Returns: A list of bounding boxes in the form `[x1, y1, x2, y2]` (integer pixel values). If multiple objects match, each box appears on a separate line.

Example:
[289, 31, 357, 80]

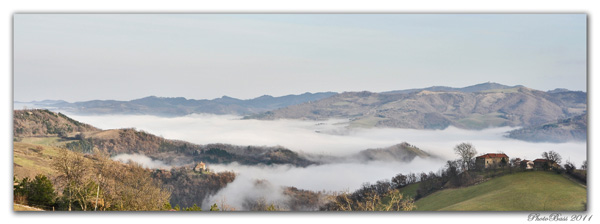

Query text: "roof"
[477, 153, 509, 159]
[533, 159, 551, 163]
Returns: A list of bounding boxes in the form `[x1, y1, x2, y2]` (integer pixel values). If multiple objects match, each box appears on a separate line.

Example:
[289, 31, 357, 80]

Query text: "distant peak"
[547, 88, 571, 93]
[134, 96, 188, 101]
[218, 95, 241, 101]
[256, 95, 274, 99]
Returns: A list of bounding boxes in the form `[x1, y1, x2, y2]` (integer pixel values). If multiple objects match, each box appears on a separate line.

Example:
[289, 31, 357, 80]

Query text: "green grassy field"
[13, 141, 61, 179]
[414, 171, 586, 211]
[398, 183, 419, 199]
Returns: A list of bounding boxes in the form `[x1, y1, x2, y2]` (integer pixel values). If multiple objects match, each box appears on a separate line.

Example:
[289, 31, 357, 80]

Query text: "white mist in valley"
[67, 113, 586, 210]
[111, 153, 172, 170]
[201, 158, 444, 210]
[67, 113, 587, 167]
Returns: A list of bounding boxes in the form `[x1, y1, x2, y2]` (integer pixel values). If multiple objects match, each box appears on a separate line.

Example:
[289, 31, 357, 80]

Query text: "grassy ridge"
[414, 172, 586, 211]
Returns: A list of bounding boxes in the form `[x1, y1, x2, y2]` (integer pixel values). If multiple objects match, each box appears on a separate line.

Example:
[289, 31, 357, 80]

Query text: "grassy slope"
[398, 183, 420, 199]
[14, 204, 44, 211]
[13, 140, 62, 179]
[414, 171, 586, 211]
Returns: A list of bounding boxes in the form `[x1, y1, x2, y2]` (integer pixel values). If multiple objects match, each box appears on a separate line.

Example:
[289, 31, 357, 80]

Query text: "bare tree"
[542, 151, 562, 165]
[52, 149, 90, 211]
[454, 143, 477, 171]
[391, 173, 408, 189]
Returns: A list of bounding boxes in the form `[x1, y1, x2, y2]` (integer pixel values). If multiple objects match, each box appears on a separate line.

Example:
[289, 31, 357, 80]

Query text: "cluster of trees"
[51, 149, 171, 211]
[407, 143, 479, 199]
[14, 146, 240, 212]
[153, 167, 236, 209]
[14, 148, 173, 211]
[242, 197, 282, 211]
[283, 187, 329, 211]
[14, 174, 56, 210]
[320, 180, 416, 211]
[91, 128, 166, 155]
[564, 161, 587, 183]
[64, 138, 95, 153]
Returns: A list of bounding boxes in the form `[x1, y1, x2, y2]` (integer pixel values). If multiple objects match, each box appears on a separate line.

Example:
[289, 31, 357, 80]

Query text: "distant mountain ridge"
[249, 84, 586, 130]
[382, 82, 525, 94]
[15, 82, 587, 136]
[27, 92, 337, 116]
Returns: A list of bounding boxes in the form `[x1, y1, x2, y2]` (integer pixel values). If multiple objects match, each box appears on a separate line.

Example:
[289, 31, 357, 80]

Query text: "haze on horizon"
[14, 14, 586, 102]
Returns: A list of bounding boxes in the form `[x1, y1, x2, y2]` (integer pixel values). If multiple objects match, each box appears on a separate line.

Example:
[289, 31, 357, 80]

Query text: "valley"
[12, 106, 587, 211]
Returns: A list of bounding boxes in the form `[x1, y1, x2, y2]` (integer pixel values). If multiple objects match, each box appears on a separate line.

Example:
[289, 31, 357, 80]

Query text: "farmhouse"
[520, 160, 534, 170]
[476, 153, 509, 170]
[194, 161, 207, 172]
[533, 159, 559, 170]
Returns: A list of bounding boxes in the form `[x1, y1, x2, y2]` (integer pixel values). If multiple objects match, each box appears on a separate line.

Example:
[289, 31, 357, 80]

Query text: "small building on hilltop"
[533, 159, 559, 170]
[520, 160, 534, 170]
[194, 161, 207, 172]
[476, 153, 509, 170]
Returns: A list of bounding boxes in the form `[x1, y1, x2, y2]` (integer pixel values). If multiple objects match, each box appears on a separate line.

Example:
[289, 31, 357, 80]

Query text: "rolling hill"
[13, 109, 100, 138]
[507, 113, 587, 143]
[14, 109, 429, 168]
[414, 172, 586, 211]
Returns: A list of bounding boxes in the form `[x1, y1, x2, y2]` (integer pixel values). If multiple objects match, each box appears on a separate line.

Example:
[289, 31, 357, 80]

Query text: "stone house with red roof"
[476, 153, 509, 170]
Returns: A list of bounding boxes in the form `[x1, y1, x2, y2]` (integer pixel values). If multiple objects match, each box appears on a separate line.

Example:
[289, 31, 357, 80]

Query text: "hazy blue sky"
[14, 14, 586, 102]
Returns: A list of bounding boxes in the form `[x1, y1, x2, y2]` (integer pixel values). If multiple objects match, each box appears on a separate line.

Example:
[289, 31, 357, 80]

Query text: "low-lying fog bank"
[71, 113, 585, 210]
[111, 153, 172, 170]
[67, 113, 586, 167]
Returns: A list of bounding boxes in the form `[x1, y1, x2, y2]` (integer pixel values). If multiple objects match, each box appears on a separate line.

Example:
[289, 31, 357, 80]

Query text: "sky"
[14, 14, 587, 102]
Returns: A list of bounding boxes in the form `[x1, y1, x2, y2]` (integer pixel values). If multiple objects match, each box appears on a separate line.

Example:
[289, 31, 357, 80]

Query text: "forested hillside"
[13, 109, 99, 138]
[14, 109, 317, 167]
[14, 144, 171, 211]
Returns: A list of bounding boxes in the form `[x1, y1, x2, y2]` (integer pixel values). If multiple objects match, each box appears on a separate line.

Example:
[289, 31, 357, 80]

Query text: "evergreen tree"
[27, 174, 57, 207]
[14, 174, 56, 208]
[185, 203, 202, 211]
[163, 202, 173, 211]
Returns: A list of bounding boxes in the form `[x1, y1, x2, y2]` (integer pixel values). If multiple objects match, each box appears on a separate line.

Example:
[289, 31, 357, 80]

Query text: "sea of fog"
[64, 113, 586, 209]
